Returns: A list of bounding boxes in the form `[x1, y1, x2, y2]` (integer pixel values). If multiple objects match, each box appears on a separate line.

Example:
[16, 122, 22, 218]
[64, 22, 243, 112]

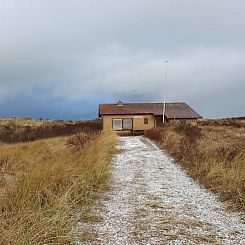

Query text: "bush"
[175, 123, 202, 141]
[66, 132, 95, 148]
[0, 120, 102, 143]
[164, 131, 181, 150]
[214, 144, 240, 163]
[145, 129, 162, 141]
[199, 119, 244, 128]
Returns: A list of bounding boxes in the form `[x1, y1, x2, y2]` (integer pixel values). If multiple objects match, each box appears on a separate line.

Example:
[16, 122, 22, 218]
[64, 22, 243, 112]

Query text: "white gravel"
[80, 136, 245, 245]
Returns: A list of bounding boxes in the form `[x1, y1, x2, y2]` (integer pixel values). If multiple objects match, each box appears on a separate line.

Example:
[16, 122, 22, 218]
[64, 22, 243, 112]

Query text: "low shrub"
[164, 131, 180, 148]
[199, 118, 245, 128]
[66, 132, 95, 148]
[0, 120, 102, 143]
[145, 129, 162, 141]
[214, 144, 240, 163]
[175, 123, 202, 143]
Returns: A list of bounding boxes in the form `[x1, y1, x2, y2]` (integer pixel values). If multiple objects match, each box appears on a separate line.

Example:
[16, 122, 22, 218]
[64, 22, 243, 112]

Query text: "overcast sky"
[0, 0, 244, 119]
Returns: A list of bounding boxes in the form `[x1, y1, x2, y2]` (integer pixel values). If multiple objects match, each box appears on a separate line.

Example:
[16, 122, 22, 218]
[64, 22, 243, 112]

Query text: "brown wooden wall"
[167, 118, 198, 126]
[102, 114, 199, 132]
[102, 114, 155, 131]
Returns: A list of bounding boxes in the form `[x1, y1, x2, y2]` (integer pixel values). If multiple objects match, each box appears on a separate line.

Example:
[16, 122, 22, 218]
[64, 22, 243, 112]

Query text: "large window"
[123, 119, 133, 130]
[112, 119, 123, 130]
[112, 118, 133, 130]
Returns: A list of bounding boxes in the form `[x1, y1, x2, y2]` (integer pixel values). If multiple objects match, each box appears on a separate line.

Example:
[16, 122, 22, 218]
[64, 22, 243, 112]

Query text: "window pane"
[112, 119, 122, 130]
[144, 118, 148, 124]
[123, 119, 132, 129]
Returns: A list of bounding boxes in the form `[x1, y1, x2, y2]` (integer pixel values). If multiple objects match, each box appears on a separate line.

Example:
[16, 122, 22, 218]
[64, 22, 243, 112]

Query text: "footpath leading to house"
[80, 136, 245, 244]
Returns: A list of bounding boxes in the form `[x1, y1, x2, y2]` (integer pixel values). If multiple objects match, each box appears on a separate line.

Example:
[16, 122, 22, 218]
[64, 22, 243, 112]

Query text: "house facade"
[98, 101, 202, 133]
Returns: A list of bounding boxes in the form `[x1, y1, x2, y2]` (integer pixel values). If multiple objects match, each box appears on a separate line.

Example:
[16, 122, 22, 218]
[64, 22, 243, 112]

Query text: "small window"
[123, 119, 133, 130]
[112, 119, 122, 130]
[144, 118, 148, 124]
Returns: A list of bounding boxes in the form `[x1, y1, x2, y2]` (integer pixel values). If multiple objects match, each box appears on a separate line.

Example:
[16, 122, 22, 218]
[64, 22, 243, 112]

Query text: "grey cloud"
[0, 0, 244, 118]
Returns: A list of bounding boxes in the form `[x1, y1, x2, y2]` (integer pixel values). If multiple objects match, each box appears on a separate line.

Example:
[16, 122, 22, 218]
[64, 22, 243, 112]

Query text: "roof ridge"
[100, 101, 186, 105]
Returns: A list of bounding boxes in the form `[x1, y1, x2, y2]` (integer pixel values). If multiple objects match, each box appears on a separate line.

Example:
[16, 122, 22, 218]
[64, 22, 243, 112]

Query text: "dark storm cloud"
[0, 0, 244, 118]
[0, 85, 115, 119]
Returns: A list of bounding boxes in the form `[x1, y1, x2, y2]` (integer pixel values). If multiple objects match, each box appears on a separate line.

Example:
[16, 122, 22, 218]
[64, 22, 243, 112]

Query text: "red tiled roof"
[99, 102, 202, 119]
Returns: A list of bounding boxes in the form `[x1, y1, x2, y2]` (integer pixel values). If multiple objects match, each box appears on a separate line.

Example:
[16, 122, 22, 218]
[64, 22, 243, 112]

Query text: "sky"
[0, 0, 244, 119]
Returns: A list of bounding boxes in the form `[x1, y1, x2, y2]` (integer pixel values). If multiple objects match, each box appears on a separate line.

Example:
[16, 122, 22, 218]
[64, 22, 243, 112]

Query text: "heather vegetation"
[0, 119, 116, 244]
[146, 119, 245, 211]
[0, 117, 101, 143]
[199, 117, 245, 128]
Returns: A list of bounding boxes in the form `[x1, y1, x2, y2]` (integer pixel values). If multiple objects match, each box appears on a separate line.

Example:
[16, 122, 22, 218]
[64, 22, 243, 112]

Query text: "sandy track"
[80, 136, 245, 245]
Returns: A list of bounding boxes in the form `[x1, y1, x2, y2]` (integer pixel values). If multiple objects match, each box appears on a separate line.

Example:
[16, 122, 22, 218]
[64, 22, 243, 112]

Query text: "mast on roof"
[163, 59, 168, 123]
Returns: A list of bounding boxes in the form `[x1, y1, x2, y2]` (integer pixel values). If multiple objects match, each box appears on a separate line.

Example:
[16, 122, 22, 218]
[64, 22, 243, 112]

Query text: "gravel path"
[80, 136, 245, 245]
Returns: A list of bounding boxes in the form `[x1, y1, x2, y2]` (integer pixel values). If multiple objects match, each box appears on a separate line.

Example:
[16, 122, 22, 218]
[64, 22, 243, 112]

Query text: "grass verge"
[146, 123, 245, 211]
[0, 131, 116, 244]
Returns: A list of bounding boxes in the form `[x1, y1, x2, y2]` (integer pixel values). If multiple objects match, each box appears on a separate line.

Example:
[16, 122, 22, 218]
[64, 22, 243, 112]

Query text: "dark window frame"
[144, 117, 148, 125]
[112, 118, 133, 131]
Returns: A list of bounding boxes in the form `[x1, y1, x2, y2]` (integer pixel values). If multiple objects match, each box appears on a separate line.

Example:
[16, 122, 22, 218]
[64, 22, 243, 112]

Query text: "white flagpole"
[163, 59, 168, 124]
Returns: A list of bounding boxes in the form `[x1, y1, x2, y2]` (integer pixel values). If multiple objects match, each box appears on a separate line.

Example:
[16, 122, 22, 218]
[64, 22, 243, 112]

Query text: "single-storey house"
[98, 101, 202, 133]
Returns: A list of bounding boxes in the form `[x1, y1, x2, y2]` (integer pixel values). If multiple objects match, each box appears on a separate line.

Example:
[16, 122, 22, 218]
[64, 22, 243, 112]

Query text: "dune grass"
[146, 122, 245, 211]
[0, 131, 116, 244]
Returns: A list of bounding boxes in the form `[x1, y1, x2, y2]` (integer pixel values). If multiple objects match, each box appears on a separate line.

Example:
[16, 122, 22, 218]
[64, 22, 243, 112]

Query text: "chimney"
[117, 100, 124, 106]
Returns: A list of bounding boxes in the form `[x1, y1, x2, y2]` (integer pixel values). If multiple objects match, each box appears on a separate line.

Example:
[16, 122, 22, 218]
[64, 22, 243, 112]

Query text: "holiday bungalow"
[98, 101, 202, 133]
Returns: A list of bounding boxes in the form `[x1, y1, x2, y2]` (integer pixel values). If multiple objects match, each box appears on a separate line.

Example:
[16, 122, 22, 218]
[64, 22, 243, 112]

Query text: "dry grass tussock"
[0, 131, 116, 244]
[146, 121, 245, 211]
